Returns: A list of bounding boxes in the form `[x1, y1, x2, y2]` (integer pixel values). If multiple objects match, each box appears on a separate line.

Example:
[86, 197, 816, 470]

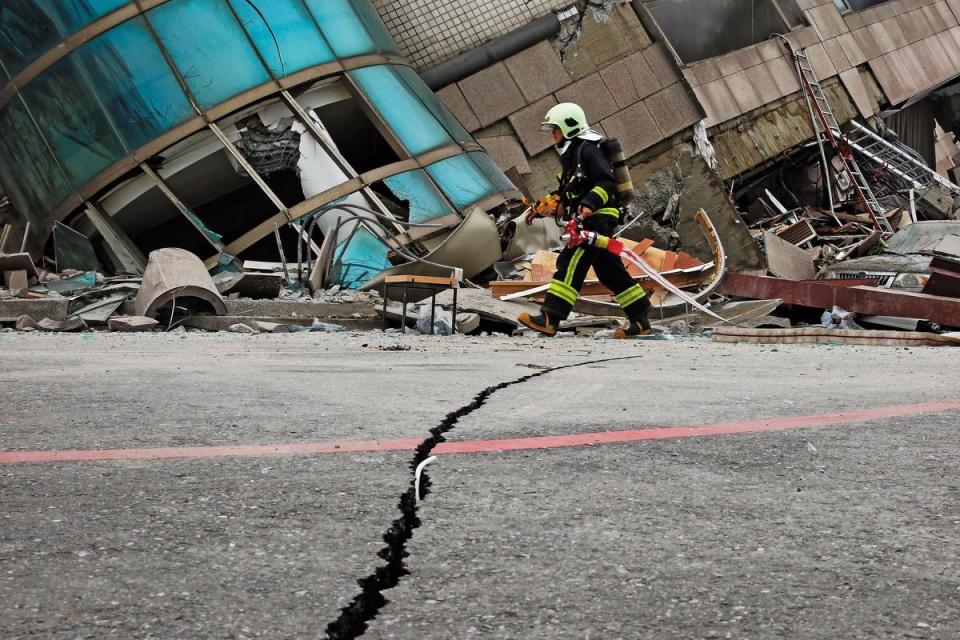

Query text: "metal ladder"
[784, 41, 893, 234]
[846, 121, 960, 198]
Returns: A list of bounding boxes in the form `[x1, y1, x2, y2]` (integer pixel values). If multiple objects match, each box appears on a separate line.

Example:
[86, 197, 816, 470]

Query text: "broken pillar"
[133, 248, 227, 319]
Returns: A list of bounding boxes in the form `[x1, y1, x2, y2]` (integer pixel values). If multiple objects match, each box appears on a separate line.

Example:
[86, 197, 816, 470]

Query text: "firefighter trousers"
[541, 215, 651, 322]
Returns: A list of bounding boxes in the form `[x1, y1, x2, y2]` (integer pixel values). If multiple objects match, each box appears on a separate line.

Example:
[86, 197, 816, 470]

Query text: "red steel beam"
[719, 272, 960, 327]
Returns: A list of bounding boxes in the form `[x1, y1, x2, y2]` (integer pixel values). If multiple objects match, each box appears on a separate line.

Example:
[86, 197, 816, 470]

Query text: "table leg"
[401, 285, 408, 334]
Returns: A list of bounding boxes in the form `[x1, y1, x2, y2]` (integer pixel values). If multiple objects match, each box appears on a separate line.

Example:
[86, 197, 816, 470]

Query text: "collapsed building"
[3, 0, 960, 336]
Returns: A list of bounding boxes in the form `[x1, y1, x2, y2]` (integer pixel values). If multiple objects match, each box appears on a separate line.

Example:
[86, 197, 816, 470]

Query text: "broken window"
[148, 0, 271, 109]
[74, 17, 195, 151]
[425, 154, 501, 211]
[643, 0, 792, 64]
[380, 170, 456, 224]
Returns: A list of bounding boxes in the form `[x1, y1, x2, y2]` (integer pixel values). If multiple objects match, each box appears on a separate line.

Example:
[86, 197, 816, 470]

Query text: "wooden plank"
[384, 275, 459, 287]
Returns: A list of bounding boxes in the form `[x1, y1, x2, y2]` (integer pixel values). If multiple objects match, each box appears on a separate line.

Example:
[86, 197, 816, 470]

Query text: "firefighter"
[518, 103, 652, 339]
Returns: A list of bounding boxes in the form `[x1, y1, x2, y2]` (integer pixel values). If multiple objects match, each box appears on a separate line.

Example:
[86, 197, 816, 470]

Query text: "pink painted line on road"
[2, 398, 959, 465]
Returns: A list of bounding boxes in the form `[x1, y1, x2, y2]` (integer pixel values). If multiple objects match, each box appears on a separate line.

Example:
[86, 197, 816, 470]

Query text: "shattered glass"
[149, 0, 270, 109]
[228, 0, 335, 78]
[383, 170, 456, 224]
[425, 154, 498, 210]
[75, 17, 194, 150]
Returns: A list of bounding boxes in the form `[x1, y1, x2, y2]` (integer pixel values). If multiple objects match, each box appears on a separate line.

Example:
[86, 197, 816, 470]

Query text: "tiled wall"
[686, 0, 960, 127]
[372, 0, 572, 70]
[430, 7, 704, 192]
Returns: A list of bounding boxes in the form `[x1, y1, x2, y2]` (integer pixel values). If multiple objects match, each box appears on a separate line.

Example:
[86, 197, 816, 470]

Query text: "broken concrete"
[133, 249, 227, 319]
[108, 316, 160, 332]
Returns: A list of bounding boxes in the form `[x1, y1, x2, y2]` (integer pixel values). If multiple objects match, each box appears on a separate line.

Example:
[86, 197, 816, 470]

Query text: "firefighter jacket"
[557, 137, 621, 221]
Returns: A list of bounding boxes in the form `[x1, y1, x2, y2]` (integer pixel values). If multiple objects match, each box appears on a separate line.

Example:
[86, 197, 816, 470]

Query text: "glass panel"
[148, 0, 270, 109]
[227, 0, 335, 78]
[383, 169, 455, 224]
[394, 66, 473, 145]
[0, 0, 61, 76]
[350, 0, 399, 55]
[75, 17, 194, 151]
[425, 154, 497, 211]
[44, 0, 127, 35]
[0, 98, 73, 223]
[20, 56, 125, 188]
[332, 224, 390, 289]
[349, 65, 453, 156]
[303, 0, 376, 58]
[468, 152, 516, 195]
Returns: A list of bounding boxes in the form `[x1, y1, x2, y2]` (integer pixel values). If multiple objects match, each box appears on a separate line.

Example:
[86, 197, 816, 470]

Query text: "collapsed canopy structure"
[0, 0, 518, 285]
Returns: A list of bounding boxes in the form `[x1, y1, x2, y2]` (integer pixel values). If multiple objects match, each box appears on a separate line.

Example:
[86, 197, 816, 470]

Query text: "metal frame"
[1, 0, 515, 275]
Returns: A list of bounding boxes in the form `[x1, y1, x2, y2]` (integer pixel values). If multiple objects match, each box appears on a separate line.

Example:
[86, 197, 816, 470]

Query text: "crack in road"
[323, 355, 643, 639]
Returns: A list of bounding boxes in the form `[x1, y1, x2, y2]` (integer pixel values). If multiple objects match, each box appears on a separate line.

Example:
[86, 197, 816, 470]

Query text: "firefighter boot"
[518, 311, 559, 337]
[614, 298, 652, 339]
[614, 315, 652, 339]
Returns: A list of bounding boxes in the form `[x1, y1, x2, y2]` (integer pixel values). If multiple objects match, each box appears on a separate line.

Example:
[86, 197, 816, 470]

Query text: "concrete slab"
[436, 84, 481, 133]
[837, 31, 867, 66]
[600, 100, 662, 157]
[555, 72, 619, 123]
[766, 56, 802, 98]
[852, 26, 883, 59]
[693, 79, 740, 127]
[808, 3, 849, 40]
[504, 41, 571, 103]
[643, 82, 702, 137]
[744, 62, 780, 105]
[508, 95, 559, 156]
[689, 59, 722, 86]
[601, 51, 660, 109]
[734, 44, 764, 69]
[477, 135, 531, 174]
[714, 51, 743, 76]
[724, 71, 763, 115]
[824, 36, 853, 72]
[457, 63, 527, 128]
[642, 43, 680, 87]
[0, 298, 69, 322]
[806, 43, 838, 80]
[840, 67, 876, 118]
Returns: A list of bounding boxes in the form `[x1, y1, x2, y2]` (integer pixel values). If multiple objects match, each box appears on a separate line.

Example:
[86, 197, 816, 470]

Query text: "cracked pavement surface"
[1, 331, 959, 638]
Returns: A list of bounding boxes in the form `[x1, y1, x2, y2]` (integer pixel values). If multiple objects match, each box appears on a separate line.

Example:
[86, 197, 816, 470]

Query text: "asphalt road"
[2, 331, 959, 639]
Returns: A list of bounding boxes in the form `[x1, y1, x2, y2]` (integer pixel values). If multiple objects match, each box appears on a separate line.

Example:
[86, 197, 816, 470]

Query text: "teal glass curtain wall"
[0, 0, 515, 262]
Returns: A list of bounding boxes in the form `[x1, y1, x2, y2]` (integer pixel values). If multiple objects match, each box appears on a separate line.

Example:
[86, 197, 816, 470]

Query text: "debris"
[108, 316, 160, 332]
[133, 248, 227, 319]
[417, 304, 454, 336]
[0, 253, 38, 280]
[53, 222, 101, 272]
[228, 323, 259, 334]
[0, 298, 69, 323]
[36, 317, 88, 332]
[253, 321, 293, 334]
[309, 318, 346, 332]
[763, 231, 816, 281]
[719, 272, 960, 328]
[820, 306, 863, 330]
[3, 269, 28, 297]
[712, 327, 960, 347]
[15, 315, 38, 331]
